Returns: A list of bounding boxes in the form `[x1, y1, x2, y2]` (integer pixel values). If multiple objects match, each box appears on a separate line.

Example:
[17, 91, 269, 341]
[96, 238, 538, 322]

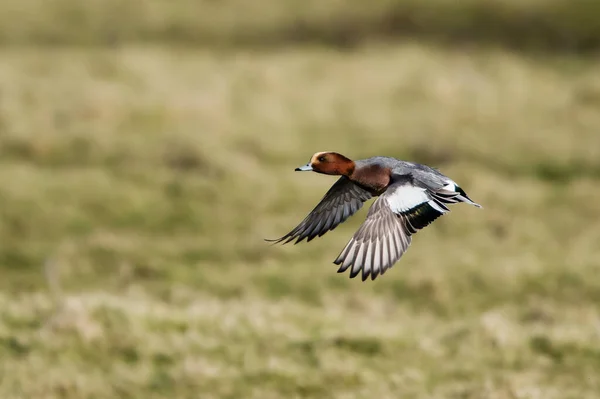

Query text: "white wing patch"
[385, 185, 430, 213]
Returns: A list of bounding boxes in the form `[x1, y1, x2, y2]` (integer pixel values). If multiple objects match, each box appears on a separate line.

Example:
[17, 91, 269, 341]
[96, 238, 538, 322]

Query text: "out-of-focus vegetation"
[1, 1, 600, 399]
[1, 0, 600, 52]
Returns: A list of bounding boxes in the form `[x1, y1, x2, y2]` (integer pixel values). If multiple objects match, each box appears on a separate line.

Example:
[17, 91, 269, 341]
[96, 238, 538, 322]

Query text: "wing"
[266, 176, 373, 245]
[334, 175, 449, 281]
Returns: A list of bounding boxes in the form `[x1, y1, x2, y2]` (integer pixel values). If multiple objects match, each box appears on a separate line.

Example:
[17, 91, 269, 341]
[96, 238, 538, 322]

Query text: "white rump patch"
[386, 185, 429, 213]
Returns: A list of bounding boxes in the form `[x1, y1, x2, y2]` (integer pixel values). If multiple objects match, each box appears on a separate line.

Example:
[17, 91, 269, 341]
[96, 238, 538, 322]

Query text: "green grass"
[0, 43, 600, 398]
[1, 0, 600, 52]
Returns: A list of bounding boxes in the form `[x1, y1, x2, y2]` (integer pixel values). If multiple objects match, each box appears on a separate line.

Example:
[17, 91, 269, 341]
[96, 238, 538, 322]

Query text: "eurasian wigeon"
[267, 152, 481, 281]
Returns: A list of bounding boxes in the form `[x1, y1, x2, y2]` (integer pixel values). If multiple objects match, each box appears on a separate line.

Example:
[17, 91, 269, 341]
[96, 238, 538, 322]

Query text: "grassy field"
[1, 0, 600, 51]
[1, 23, 600, 399]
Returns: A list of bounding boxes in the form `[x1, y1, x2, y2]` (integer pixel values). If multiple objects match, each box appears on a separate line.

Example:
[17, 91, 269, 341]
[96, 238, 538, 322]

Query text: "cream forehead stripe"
[310, 151, 335, 163]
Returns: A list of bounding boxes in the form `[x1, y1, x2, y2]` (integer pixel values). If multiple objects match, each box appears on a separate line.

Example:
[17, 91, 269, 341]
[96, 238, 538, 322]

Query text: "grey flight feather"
[333, 176, 448, 281]
[266, 176, 373, 245]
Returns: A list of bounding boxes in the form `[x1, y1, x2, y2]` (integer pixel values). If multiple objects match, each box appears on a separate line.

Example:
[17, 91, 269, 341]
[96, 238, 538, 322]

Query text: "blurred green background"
[1, 1, 600, 398]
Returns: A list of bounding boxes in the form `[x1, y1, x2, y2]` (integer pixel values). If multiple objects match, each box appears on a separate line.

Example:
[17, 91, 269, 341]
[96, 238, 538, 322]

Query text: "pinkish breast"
[350, 165, 391, 194]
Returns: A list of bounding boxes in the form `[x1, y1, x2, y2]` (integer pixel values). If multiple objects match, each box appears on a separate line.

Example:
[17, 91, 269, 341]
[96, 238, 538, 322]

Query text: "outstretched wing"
[334, 175, 450, 281]
[267, 176, 373, 245]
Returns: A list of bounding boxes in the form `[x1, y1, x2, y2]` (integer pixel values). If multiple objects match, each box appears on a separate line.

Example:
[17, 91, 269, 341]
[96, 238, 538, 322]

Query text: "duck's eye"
[318, 156, 327, 162]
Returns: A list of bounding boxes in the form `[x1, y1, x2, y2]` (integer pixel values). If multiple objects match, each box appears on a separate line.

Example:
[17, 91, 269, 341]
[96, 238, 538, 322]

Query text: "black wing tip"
[264, 238, 283, 246]
[264, 236, 295, 245]
[334, 259, 353, 277]
[265, 231, 316, 245]
[370, 269, 380, 280]
[266, 220, 337, 248]
[334, 254, 393, 281]
[338, 263, 368, 280]
[338, 265, 381, 281]
[456, 186, 483, 208]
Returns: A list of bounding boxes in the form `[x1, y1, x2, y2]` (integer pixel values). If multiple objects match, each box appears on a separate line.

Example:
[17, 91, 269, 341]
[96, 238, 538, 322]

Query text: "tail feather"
[455, 186, 482, 208]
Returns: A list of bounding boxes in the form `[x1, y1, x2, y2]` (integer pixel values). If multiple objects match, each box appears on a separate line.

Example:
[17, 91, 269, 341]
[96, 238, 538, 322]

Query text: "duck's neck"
[339, 160, 356, 176]
[329, 155, 356, 176]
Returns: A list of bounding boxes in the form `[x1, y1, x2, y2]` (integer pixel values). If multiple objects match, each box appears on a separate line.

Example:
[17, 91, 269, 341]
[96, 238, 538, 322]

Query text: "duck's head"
[295, 152, 355, 176]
